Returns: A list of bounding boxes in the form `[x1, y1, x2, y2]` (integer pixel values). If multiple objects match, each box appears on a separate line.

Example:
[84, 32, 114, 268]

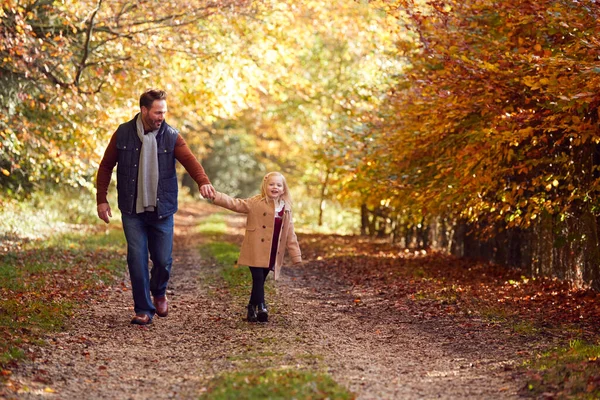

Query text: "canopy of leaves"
[6, 0, 598, 241]
[333, 0, 600, 232]
[0, 0, 400, 199]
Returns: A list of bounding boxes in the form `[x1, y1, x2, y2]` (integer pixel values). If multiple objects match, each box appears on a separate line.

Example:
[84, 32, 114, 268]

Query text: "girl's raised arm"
[211, 191, 252, 214]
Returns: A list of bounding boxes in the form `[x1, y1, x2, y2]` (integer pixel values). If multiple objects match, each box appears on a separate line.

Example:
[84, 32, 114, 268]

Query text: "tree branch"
[75, 0, 103, 87]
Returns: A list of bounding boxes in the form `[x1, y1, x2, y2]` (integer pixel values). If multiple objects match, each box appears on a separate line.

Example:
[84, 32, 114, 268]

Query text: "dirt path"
[279, 262, 524, 399]
[6, 203, 528, 399]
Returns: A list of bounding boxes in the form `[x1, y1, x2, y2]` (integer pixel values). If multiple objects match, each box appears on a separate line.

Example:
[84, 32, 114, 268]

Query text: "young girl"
[211, 172, 302, 322]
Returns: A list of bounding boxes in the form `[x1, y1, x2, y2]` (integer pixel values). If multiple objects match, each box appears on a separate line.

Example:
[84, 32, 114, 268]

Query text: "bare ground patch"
[277, 262, 528, 399]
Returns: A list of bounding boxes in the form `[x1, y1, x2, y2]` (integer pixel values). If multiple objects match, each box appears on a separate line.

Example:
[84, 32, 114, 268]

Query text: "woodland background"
[2, 0, 600, 289]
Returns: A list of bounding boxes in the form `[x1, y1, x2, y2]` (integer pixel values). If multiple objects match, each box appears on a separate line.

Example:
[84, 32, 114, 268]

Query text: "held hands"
[200, 184, 216, 200]
[97, 203, 112, 224]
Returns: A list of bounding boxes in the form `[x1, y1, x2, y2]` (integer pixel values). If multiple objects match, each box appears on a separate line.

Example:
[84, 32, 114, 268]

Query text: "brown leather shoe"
[131, 313, 152, 325]
[154, 295, 168, 317]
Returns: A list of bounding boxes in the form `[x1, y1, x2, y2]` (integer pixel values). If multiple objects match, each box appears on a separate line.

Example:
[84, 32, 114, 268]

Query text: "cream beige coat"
[212, 192, 302, 280]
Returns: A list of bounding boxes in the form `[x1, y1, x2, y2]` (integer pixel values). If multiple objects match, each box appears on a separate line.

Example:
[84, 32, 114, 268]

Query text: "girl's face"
[266, 176, 285, 200]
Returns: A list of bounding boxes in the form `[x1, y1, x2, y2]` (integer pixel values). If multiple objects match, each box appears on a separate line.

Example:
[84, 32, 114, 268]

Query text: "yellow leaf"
[522, 76, 536, 87]
[482, 61, 498, 72]
[534, 44, 542, 51]
[1, 168, 9, 176]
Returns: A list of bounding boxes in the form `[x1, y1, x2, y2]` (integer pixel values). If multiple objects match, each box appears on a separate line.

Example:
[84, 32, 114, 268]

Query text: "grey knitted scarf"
[135, 114, 159, 213]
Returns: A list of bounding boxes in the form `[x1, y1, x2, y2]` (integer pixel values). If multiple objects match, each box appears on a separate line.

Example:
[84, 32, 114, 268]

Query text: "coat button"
[263, 212, 267, 216]
[261, 238, 265, 242]
[262, 225, 266, 228]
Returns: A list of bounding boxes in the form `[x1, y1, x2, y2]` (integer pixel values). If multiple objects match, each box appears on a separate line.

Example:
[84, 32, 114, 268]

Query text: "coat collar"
[259, 196, 291, 212]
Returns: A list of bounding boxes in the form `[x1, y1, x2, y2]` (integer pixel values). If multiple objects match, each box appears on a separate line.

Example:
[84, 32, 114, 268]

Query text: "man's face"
[141, 99, 167, 131]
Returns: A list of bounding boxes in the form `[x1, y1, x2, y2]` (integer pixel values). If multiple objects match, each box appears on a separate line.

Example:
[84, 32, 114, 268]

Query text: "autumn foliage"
[360, 0, 600, 228]
[0, 0, 396, 197]
[2, 0, 600, 287]
[327, 0, 600, 287]
[0, 0, 249, 194]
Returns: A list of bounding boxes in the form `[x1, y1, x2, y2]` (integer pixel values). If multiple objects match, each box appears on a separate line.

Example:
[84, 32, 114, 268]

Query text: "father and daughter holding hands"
[96, 89, 302, 325]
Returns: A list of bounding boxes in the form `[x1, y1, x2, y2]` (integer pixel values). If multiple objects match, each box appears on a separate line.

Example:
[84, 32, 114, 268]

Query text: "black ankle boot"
[257, 303, 268, 322]
[247, 304, 257, 322]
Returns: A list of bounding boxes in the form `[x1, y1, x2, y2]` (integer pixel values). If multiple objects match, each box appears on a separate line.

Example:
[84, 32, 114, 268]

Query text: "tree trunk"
[318, 169, 330, 227]
[360, 203, 369, 236]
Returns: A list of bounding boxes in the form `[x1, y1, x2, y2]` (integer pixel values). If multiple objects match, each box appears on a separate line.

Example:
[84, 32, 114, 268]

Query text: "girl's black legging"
[249, 267, 270, 305]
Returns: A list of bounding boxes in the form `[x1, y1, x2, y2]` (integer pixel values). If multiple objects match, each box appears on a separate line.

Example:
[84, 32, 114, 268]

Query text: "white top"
[275, 199, 285, 214]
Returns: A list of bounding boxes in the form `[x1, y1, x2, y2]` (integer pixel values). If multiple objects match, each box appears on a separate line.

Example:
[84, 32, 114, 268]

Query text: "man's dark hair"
[140, 89, 167, 109]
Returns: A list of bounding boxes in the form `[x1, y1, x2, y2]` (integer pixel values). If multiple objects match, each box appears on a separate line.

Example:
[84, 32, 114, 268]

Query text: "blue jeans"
[122, 212, 174, 318]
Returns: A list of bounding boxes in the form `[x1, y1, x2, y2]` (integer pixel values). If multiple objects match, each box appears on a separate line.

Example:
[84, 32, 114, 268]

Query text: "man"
[96, 89, 215, 325]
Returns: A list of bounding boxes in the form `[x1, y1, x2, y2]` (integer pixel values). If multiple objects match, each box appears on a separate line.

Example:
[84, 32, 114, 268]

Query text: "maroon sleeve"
[96, 132, 118, 205]
[174, 134, 211, 187]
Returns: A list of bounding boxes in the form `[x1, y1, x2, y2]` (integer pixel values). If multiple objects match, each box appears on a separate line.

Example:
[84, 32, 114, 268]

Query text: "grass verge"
[0, 189, 102, 241]
[195, 213, 228, 236]
[0, 227, 126, 370]
[199, 369, 354, 400]
[200, 241, 252, 299]
[522, 340, 600, 399]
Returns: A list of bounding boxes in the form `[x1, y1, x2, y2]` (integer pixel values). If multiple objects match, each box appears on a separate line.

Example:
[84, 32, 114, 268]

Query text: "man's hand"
[97, 203, 112, 224]
[200, 184, 216, 199]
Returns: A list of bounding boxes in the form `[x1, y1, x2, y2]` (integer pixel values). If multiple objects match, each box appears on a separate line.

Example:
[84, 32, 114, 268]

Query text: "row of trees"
[2, 0, 600, 287]
[329, 0, 600, 288]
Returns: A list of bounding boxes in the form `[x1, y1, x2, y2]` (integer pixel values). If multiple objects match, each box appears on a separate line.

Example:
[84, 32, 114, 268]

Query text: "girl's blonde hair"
[260, 172, 292, 205]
